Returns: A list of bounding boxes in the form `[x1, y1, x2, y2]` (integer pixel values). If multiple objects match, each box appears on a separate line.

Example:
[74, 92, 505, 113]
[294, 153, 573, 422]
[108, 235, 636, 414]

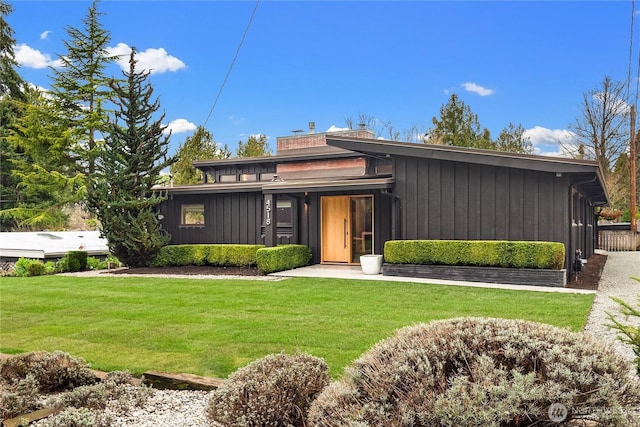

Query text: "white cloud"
[40, 30, 52, 40]
[164, 118, 196, 135]
[14, 43, 63, 68]
[108, 43, 186, 75]
[326, 125, 350, 132]
[461, 82, 495, 96]
[523, 126, 576, 157]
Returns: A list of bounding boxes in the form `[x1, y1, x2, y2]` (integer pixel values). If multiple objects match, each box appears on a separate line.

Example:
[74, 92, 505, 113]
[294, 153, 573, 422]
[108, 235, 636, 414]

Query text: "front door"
[321, 195, 373, 263]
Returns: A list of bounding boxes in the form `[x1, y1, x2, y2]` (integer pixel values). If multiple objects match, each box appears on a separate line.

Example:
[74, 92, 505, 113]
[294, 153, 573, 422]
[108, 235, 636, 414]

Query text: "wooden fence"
[598, 230, 640, 251]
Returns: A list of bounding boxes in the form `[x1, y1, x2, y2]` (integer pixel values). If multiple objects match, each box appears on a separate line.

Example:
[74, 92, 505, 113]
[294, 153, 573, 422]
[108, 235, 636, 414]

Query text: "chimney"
[309, 121, 316, 134]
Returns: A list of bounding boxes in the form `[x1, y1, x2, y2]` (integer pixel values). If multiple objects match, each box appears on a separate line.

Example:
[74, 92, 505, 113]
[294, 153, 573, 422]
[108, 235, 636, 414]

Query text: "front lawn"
[0, 275, 594, 378]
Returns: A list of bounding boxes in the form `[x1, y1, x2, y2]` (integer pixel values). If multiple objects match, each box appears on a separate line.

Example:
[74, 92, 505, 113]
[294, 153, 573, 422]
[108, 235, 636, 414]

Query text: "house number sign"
[265, 199, 271, 226]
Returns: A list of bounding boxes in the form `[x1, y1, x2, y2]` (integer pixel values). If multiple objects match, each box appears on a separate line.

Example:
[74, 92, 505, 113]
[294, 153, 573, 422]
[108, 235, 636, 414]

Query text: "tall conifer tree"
[50, 0, 116, 176]
[88, 49, 175, 267]
[0, 0, 26, 228]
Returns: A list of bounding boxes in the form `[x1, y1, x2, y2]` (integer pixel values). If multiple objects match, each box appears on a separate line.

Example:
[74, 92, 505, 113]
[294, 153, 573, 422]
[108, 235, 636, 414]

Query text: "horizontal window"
[181, 204, 204, 225]
[240, 173, 257, 182]
[219, 174, 237, 183]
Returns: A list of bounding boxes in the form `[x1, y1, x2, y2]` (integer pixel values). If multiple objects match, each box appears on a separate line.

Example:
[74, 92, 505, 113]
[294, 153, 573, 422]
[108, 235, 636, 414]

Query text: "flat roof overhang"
[192, 145, 359, 169]
[159, 177, 394, 196]
[262, 177, 394, 194]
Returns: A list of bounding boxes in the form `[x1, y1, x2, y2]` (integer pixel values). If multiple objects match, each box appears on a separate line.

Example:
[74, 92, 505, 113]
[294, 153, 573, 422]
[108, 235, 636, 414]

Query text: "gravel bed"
[583, 251, 640, 365]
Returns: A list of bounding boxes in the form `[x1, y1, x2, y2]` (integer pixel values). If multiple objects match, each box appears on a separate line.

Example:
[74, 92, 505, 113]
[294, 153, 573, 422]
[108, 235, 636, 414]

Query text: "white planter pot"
[360, 254, 383, 275]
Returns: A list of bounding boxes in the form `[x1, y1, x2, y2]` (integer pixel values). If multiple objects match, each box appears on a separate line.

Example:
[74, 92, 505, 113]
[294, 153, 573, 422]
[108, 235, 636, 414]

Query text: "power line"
[628, 0, 635, 102]
[203, 0, 260, 128]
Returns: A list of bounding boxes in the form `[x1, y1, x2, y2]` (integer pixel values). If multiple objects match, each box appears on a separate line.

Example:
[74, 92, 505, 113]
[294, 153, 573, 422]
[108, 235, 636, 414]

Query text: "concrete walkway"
[271, 264, 596, 294]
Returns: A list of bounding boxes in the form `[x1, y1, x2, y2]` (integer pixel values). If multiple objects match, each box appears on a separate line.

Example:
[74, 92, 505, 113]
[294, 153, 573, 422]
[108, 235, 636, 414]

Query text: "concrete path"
[272, 264, 596, 294]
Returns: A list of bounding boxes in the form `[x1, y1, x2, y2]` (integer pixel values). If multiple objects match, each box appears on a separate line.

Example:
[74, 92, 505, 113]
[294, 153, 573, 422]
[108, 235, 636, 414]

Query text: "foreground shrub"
[607, 277, 640, 376]
[0, 351, 97, 393]
[56, 251, 89, 273]
[207, 244, 264, 267]
[13, 258, 47, 277]
[0, 374, 41, 419]
[384, 240, 565, 269]
[256, 244, 312, 274]
[150, 244, 264, 267]
[308, 317, 640, 426]
[207, 352, 330, 426]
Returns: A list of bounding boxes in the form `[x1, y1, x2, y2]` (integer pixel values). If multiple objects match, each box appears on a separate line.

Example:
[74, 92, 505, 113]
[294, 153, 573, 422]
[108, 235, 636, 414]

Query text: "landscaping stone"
[383, 263, 567, 287]
[142, 370, 224, 391]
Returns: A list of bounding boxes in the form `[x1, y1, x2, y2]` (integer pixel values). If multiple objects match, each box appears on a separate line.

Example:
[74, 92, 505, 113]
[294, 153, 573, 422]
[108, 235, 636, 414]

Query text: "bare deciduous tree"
[565, 76, 629, 178]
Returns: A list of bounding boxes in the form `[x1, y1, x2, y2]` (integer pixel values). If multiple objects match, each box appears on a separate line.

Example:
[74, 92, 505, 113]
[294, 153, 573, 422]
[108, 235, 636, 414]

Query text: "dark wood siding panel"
[479, 165, 496, 240]
[404, 157, 419, 239]
[537, 174, 554, 242]
[440, 161, 455, 239]
[427, 159, 441, 239]
[308, 193, 321, 263]
[467, 163, 482, 240]
[522, 170, 539, 241]
[416, 158, 429, 238]
[494, 167, 509, 240]
[454, 162, 469, 240]
[508, 168, 524, 241]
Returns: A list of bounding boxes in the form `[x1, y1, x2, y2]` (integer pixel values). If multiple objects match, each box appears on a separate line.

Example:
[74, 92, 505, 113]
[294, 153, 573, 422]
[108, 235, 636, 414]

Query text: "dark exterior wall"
[160, 192, 264, 245]
[393, 156, 571, 267]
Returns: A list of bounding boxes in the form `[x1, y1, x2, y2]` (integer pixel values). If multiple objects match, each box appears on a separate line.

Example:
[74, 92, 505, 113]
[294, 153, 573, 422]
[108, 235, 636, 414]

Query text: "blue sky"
[8, 1, 637, 157]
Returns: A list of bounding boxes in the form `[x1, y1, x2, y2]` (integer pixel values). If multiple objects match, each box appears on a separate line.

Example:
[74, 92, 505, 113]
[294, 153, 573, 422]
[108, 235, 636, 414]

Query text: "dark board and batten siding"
[161, 193, 263, 245]
[394, 156, 570, 248]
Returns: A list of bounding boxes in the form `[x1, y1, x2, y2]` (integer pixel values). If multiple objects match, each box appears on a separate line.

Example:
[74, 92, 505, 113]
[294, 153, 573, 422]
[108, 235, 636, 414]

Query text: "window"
[219, 174, 237, 182]
[181, 204, 204, 225]
[240, 173, 257, 182]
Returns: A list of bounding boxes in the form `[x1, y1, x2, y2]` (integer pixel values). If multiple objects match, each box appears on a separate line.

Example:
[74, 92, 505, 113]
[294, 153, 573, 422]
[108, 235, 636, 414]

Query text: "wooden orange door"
[321, 196, 350, 263]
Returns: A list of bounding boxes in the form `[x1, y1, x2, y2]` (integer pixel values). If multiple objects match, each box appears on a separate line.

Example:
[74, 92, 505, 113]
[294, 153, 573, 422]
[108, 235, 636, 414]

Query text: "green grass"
[0, 275, 594, 378]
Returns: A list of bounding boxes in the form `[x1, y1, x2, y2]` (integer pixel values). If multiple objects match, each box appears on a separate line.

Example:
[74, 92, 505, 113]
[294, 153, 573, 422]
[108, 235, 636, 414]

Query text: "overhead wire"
[203, 0, 260, 128]
[628, 0, 635, 102]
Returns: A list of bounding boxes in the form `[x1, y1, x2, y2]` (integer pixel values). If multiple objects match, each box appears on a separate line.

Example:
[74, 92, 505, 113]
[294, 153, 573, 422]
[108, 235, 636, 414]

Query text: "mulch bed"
[106, 265, 263, 276]
[106, 254, 608, 291]
[565, 253, 607, 291]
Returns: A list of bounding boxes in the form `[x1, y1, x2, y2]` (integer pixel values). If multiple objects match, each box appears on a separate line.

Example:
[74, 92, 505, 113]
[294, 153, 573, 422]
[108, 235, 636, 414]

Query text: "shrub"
[307, 317, 640, 426]
[0, 374, 41, 419]
[41, 407, 97, 427]
[207, 352, 330, 426]
[13, 258, 47, 277]
[256, 245, 312, 274]
[86, 257, 107, 270]
[384, 240, 565, 270]
[150, 244, 264, 267]
[207, 244, 263, 267]
[0, 351, 97, 393]
[607, 277, 640, 376]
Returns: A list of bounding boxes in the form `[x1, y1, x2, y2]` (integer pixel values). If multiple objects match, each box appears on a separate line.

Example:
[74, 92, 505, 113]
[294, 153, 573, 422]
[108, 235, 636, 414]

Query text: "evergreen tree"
[426, 93, 493, 149]
[2, 87, 83, 230]
[50, 0, 117, 176]
[495, 122, 534, 154]
[170, 125, 231, 185]
[0, 0, 26, 228]
[87, 50, 175, 267]
[236, 134, 271, 157]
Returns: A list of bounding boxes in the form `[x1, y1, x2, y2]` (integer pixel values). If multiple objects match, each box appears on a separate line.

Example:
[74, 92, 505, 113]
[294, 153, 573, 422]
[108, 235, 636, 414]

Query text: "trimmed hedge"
[384, 240, 565, 270]
[150, 244, 265, 267]
[256, 245, 312, 274]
